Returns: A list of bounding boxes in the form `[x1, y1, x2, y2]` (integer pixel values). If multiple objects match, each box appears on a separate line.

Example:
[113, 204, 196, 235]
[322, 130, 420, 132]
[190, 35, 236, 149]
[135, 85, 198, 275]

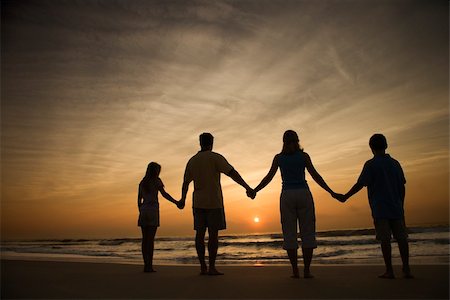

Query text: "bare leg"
[286, 249, 299, 278]
[147, 226, 157, 272]
[302, 247, 314, 278]
[207, 229, 223, 275]
[195, 228, 208, 275]
[141, 227, 149, 270]
[379, 241, 395, 278]
[397, 239, 414, 278]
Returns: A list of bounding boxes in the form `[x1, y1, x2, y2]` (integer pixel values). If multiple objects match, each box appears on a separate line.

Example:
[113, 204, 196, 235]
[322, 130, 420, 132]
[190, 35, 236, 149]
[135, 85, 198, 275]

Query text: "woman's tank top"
[278, 152, 309, 190]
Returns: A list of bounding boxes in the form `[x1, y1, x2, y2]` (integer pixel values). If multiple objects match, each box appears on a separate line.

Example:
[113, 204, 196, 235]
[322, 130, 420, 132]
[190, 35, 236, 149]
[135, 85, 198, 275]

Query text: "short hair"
[199, 132, 214, 148]
[369, 134, 388, 151]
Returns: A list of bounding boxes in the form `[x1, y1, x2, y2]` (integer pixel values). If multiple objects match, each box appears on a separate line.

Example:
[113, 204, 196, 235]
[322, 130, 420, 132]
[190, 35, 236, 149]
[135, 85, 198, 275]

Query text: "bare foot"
[402, 267, 414, 279]
[208, 268, 224, 276]
[200, 265, 208, 275]
[378, 272, 395, 279]
[144, 265, 156, 273]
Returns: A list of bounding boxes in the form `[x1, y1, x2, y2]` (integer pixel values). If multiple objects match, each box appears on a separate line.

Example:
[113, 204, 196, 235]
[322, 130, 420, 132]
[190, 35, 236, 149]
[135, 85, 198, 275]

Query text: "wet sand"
[1, 259, 449, 299]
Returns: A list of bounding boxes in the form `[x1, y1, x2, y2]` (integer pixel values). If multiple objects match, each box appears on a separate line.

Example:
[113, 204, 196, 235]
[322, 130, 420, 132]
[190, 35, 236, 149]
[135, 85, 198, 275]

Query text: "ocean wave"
[1, 246, 131, 258]
[98, 238, 141, 246]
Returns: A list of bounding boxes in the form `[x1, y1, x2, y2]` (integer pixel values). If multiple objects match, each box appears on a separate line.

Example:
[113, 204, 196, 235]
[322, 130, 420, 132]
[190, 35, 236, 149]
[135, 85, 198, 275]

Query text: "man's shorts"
[374, 218, 408, 242]
[193, 208, 226, 231]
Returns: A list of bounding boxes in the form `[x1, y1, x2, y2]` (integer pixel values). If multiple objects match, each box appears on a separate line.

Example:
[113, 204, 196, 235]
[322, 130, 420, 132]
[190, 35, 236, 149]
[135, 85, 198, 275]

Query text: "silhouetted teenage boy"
[337, 134, 413, 279]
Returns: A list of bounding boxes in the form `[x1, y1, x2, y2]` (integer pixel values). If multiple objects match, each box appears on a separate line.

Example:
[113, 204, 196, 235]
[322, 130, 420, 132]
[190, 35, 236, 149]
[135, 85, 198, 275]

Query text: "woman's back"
[278, 151, 308, 190]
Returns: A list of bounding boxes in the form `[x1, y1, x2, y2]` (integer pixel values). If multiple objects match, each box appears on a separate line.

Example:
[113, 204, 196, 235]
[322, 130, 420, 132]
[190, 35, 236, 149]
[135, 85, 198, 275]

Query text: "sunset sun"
[253, 217, 260, 223]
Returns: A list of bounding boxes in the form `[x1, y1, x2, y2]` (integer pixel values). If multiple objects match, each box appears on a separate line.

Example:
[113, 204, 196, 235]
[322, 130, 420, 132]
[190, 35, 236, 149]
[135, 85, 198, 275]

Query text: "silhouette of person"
[137, 162, 179, 272]
[178, 133, 254, 275]
[251, 130, 338, 278]
[335, 134, 414, 279]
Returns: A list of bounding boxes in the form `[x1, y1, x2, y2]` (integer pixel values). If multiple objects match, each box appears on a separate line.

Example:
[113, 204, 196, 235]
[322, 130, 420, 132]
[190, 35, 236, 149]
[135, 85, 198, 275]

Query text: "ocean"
[2, 226, 448, 265]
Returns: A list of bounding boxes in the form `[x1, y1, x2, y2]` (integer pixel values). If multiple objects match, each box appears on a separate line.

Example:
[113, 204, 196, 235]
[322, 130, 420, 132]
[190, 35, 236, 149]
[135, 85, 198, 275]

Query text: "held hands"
[246, 188, 256, 200]
[331, 191, 348, 203]
[176, 199, 186, 210]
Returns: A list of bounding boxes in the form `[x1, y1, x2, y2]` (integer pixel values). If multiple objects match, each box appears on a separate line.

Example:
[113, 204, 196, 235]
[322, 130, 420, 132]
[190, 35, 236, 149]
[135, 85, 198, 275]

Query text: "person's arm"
[177, 164, 192, 209]
[158, 184, 179, 206]
[179, 180, 190, 208]
[180, 181, 189, 201]
[254, 155, 279, 194]
[399, 163, 406, 206]
[343, 182, 364, 201]
[137, 185, 143, 209]
[304, 153, 337, 197]
[400, 184, 405, 206]
[227, 169, 253, 195]
[341, 161, 371, 202]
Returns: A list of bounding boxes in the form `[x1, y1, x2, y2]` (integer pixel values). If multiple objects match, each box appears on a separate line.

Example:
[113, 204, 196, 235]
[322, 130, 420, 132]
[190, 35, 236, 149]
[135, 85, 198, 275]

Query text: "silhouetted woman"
[138, 162, 179, 272]
[254, 130, 337, 278]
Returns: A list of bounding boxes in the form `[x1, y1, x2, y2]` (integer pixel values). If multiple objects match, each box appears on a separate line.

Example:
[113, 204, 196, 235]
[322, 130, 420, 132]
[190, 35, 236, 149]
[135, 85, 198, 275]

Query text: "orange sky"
[2, 1, 448, 239]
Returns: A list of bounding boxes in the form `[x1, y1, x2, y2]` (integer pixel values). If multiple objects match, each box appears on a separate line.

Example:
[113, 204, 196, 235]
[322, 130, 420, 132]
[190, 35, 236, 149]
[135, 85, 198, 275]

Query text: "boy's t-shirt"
[357, 154, 406, 219]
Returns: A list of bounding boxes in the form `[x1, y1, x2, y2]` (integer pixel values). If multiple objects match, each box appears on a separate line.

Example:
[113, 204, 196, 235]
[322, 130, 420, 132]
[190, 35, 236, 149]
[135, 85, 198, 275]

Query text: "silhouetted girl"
[138, 162, 179, 272]
[254, 130, 338, 278]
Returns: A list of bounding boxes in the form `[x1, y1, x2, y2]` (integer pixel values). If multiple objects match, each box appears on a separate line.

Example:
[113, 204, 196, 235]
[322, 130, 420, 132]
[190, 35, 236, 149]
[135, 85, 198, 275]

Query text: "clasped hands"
[176, 199, 185, 210]
[246, 188, 256, 199]
[331, 192, 348, 203]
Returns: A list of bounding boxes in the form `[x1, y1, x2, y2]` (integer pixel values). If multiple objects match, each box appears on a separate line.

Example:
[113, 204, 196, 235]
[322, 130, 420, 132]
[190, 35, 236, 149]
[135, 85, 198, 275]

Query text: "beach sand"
[1, 259, 448, 299]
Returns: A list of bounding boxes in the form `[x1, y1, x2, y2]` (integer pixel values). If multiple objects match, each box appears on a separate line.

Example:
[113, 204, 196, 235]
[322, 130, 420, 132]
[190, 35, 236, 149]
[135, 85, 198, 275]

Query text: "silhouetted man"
[178, 133, 253, 275]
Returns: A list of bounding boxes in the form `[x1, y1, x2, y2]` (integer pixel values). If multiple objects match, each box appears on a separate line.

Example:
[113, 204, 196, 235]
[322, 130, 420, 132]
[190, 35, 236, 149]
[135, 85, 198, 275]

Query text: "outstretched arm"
[227, 169, 253, 194]
[305, 153, 337, 197]
[159, 186, 178, 205]
[343, 182, 364, 201]
[254, 155, 279, 194]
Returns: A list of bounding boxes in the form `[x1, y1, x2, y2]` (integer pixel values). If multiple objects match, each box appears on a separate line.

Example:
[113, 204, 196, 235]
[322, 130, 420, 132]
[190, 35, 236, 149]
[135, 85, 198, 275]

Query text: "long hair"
[141, 162, 161, 188]
[281, 130, 304, 154]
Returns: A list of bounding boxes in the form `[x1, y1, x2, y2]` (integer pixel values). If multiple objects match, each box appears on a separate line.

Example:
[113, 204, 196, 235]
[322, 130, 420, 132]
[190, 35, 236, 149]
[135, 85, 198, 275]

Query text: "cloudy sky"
[2, 0, 448, 239]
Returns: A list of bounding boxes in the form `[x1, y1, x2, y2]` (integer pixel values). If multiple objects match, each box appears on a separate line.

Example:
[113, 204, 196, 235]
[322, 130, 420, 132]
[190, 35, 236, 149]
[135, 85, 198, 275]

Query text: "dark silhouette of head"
[200, 132, 214, 151]
[369, 134, 388, 154]
[141, 162, 161, 188]
[145, 162, 161, 179]
[282, 130, 303, 154]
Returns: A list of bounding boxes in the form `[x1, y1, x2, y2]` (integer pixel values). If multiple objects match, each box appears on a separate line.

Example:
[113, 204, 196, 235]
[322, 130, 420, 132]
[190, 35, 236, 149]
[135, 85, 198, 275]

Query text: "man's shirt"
[184, 151, 234, 209]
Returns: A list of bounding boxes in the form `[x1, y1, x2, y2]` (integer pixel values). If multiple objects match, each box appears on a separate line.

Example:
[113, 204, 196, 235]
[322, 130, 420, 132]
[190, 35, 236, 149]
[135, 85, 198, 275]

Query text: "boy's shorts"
[374, 218, 408, 242]
[193, 208, 226, 231]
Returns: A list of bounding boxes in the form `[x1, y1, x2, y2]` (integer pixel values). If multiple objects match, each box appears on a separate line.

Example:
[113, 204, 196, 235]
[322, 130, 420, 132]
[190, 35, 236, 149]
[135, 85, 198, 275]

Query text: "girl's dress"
[138, 178, 163, 227]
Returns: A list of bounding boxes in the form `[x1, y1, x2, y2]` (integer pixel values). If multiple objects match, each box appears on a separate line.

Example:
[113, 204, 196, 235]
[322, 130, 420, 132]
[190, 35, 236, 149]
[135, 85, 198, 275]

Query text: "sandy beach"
[1, 259, 448, 299]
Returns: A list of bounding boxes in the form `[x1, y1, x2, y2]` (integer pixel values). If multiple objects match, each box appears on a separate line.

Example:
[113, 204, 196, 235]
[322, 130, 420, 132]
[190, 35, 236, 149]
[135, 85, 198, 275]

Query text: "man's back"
[358, 154, 406, 219]
[184, 151, 233, 209]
